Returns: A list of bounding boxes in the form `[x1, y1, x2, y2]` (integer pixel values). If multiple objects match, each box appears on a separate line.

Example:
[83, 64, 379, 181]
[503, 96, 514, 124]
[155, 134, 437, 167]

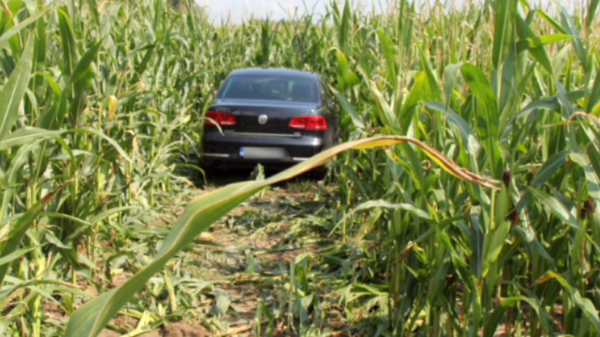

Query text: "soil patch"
[100, 322, 211, 337]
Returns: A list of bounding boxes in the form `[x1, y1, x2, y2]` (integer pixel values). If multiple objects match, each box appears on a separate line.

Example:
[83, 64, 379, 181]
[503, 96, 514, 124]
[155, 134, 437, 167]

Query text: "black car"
[199, 68, 339, 177]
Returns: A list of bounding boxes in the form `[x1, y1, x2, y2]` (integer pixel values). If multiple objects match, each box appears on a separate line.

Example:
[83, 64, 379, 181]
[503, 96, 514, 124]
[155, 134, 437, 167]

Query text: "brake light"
[204, 111, 237, 126]
[289, 116, 328, 131]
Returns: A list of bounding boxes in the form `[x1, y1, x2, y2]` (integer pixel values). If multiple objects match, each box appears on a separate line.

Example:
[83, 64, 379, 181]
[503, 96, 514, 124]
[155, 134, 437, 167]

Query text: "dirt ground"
[97, 173, 333, 337]
[99, 322, 212, 337]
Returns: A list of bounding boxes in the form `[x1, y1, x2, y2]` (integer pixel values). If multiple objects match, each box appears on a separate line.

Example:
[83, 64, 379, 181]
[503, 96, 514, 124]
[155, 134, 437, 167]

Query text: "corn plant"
[0, 0, 599, 336]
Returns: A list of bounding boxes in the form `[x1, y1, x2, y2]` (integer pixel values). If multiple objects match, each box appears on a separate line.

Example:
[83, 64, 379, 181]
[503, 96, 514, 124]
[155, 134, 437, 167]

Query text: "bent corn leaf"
[64, 136, 500, 337]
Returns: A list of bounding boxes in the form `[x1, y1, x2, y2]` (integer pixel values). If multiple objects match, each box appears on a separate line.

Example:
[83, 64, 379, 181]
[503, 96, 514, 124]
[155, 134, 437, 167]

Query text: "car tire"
[310, 168, 328, 181]
[310, 160, 333, 181]
[197, 157, 214, 177]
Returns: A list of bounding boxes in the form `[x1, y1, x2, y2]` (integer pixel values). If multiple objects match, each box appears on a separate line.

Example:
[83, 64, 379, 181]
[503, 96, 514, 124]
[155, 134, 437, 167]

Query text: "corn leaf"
[460, 63, 503, 178]
[0, 35, 33, 143]
[0, 6, 51, 51]
[491, 0, 516, 70]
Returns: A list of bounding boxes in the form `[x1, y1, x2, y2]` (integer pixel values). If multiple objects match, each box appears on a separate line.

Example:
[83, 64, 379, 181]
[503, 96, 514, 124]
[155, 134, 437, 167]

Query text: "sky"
[195, 0, 579, 25]
[195, 0, 401, 24]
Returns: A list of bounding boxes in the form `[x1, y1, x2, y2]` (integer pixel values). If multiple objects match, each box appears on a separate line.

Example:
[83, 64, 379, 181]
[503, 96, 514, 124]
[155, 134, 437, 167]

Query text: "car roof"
[228, 68, 319, 81]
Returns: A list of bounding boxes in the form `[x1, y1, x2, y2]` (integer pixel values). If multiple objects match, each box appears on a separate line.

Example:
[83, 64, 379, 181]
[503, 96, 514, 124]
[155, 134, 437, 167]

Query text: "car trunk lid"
[209, 99, 317, 136]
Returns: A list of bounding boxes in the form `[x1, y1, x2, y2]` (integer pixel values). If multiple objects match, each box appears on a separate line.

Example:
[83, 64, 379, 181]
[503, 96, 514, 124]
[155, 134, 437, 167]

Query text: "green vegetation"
[0, 0, 599, 336]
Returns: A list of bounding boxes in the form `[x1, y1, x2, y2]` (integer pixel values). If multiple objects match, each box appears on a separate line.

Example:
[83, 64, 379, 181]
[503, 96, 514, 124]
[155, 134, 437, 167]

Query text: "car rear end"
[199, 70, 332, 170]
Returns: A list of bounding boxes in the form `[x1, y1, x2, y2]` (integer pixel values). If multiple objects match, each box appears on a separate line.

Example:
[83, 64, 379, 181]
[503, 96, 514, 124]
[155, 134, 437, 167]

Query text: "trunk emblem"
[258, 114, 268, 125]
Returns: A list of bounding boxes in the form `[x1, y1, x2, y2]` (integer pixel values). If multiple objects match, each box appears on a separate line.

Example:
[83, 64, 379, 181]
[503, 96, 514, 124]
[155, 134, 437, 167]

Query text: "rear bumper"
[200, 132, 324, 168]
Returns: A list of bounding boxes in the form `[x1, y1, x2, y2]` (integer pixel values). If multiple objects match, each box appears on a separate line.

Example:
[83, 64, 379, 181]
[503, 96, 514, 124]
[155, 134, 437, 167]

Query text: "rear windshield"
[218, 75, 320, 103]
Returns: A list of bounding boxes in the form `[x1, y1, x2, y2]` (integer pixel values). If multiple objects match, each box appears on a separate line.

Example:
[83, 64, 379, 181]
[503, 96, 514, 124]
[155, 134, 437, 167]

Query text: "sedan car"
[199, 68, 339, 177]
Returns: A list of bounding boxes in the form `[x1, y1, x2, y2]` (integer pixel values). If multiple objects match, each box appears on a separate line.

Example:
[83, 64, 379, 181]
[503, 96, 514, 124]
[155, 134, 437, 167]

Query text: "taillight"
[204, 111, 237, 126]
[289, 116, 328, 131]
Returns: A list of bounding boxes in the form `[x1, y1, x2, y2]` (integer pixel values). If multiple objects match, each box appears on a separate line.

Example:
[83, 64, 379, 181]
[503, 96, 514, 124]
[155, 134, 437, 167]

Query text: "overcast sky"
[195, 0, 579, 24]
[195, 0, 353, 24]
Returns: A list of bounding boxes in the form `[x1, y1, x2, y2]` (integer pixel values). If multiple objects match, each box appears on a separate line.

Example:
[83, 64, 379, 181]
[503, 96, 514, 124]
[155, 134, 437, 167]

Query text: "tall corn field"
[0, 0, 599, 336]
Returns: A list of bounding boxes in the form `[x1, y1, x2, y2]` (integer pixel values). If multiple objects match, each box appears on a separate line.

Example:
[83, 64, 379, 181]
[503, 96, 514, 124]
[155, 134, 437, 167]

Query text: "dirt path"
[189, 182, 329, 337]
[99, 174, 341, 337]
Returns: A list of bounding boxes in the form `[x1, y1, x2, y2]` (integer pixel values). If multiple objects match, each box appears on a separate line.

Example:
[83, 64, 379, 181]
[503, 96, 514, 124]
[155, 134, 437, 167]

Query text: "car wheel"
[310, 168, 327, 181]
[197, 157, 214, 177]
[310, 161, 333, 181]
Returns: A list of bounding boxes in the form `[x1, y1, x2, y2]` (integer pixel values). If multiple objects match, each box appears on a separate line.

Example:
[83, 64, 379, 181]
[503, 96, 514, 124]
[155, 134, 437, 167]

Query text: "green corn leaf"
[377, 29, 398, 91]
[337, 0, 351, 56]
[540, 272, 600, 332]
[335, 51, 358, 91]
[528, 187, 579, 228]
[44, 232, 70, 249]
[425, 102, 481, 156]
[482, 188, 510, 278]
[64, 136, 500, 337]
[502, 90, 585, 141]
[531, 150, 570, 189]
[86, 0, 99, 25]
[0, 141, 38, 222]
[535, 9, 568, 34]
[0, 245, 40, 266]
[556, 2, 588, 71]
[460, 63, 503, 178]
[0, 279, 92, 311]
[0, 35, 33, 143]
[442, 63, 463, 110]
[0, 6, 52, 52]
[491, 0, 517, 70]
[484, 297, 525, 337]
[35, 72, 61, 97]
[40, 212, 92, 228]
[32, 10, 46, 77]
[516, 150, 570, 213]
[417, 43, 441, 100]
[329, 199, 430, 235]
[513, 17, 571, 74]
[587, 74, 600, 115]
[428, 261, 450, 306]
[520, 90, 584, 116]
[0, 127, 62, 151]
[134, 44, 155, 75]
[0, 127, 128, 164]
[570, 153, 600, 201]
[516, 34, 573, 53]
[586, 143, 600, 190]
[57, 8, 78, 78]
[70, 38, 103, 84]
[66, 206, 141, 241]
[401, 71, 430, 134]
[70, 127, 132, 162]
[332, 91, 364, 130]
[39, 83, 67, 130]
[369, 81, 400, 133]
[588, 0, 600, 30]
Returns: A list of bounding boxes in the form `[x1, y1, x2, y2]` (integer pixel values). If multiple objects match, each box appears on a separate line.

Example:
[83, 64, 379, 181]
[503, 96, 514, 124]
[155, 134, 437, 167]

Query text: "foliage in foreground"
[1, 0, 600, 336]
[65, 137, 500, 337]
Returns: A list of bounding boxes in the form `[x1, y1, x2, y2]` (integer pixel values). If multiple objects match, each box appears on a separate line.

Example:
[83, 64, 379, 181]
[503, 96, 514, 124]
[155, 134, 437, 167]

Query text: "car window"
[219, 75, 320, 103]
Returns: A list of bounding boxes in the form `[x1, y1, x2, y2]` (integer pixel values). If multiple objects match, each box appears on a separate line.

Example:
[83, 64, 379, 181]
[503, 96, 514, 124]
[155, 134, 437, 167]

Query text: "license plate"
[240, 147, 286, 160]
